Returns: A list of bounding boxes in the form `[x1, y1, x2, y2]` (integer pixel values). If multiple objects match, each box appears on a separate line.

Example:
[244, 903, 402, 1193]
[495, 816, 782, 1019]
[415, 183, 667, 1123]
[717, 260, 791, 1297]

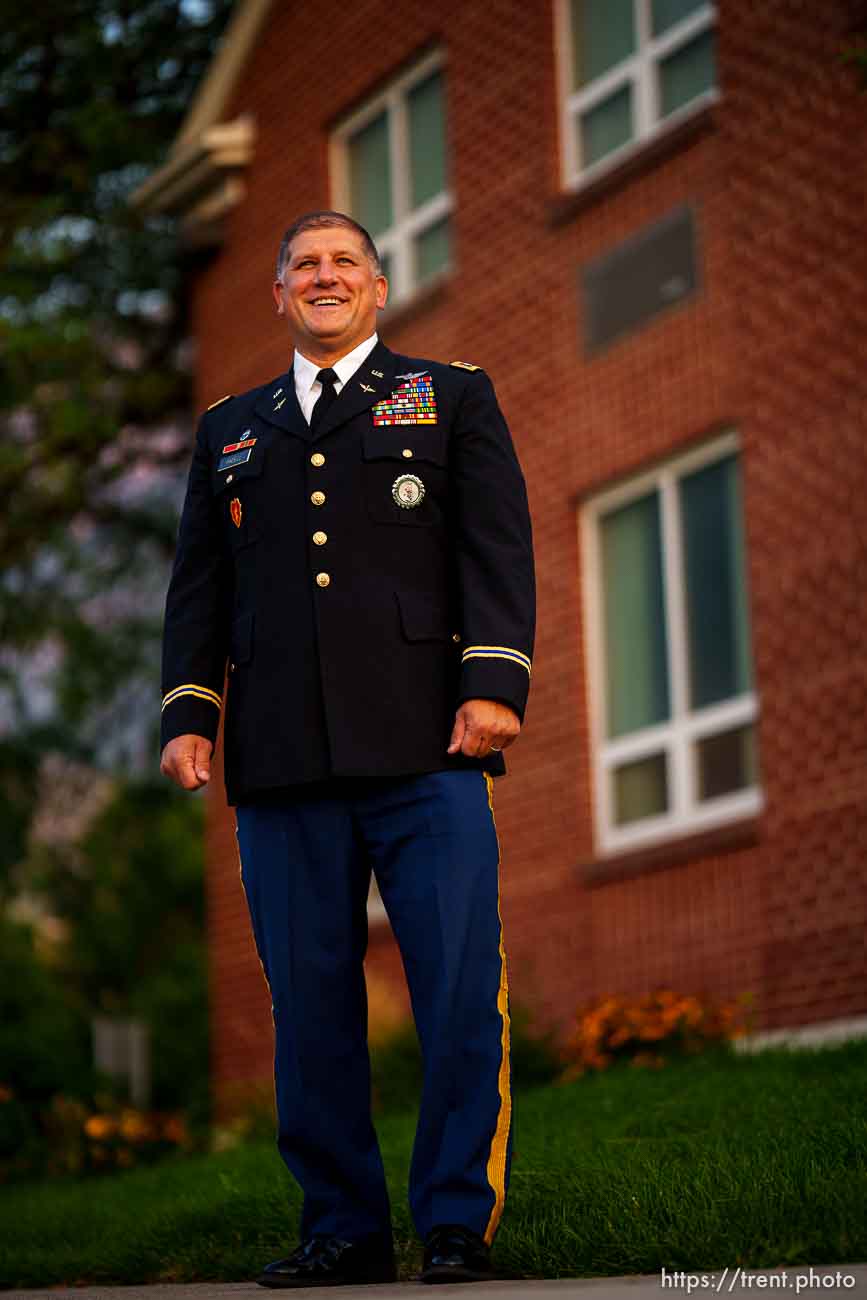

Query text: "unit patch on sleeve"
[372, 373, 437, 426]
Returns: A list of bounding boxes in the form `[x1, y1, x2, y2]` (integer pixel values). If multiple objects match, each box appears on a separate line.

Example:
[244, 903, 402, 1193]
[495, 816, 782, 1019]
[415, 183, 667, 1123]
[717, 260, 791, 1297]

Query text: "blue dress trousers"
[236, 770, 511, 1245]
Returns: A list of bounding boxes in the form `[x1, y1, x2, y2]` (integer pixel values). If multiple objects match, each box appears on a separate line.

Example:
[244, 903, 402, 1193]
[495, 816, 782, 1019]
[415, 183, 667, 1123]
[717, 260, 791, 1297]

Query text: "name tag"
[218, 448, 253, 472]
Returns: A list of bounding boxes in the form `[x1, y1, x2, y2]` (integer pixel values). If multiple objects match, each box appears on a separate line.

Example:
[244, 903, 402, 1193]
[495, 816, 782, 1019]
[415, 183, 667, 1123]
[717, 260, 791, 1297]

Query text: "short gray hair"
[275, 211, 382, 279]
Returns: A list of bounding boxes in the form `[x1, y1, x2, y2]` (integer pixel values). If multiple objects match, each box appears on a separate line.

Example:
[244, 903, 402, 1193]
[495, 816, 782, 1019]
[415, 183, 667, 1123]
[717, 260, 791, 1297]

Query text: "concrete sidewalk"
[4, 1265, 866, 1299]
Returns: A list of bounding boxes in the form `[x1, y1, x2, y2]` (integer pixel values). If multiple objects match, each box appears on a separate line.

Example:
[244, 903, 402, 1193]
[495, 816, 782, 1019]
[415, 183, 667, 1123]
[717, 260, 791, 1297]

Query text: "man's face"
[272, 225, 388, 358]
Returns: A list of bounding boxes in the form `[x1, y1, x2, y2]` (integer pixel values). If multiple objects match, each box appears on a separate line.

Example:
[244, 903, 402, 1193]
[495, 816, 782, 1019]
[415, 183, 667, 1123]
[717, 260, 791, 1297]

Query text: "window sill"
[379, 269, 452, 333]
[549, 100, 718, 227]
[579, 815, 761, 888]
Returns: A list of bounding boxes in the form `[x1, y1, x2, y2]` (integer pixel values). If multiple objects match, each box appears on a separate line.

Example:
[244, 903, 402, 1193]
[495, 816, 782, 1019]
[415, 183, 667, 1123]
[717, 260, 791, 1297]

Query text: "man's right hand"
[160, 734, 213, 790]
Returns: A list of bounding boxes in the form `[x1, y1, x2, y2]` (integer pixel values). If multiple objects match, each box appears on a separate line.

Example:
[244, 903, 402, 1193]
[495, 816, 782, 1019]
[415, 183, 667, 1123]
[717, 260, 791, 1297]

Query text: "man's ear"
[272, 281, 285, 315]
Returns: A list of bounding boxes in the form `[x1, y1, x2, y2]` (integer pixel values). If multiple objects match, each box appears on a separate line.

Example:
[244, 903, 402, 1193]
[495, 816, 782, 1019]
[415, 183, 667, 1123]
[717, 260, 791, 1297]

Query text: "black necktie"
[309, 368, 338, 432]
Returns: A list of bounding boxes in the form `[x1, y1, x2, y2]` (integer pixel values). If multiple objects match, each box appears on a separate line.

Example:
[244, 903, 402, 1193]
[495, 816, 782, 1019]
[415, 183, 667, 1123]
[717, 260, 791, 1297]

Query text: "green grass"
[2, 1042, 866, 1287]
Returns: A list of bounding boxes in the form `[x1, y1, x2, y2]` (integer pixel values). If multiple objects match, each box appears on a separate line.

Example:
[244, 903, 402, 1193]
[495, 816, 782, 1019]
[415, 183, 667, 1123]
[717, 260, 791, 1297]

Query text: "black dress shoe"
[420, 1225, 492, 1284]
[257, 1233, 397, 1288]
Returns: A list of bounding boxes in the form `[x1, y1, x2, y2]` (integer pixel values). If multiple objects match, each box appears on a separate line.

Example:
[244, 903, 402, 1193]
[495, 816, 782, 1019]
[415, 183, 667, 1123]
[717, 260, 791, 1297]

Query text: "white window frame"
[581, 431, 763, 857]
[330, 49, 453, 307]
[556, 0, 719, 191]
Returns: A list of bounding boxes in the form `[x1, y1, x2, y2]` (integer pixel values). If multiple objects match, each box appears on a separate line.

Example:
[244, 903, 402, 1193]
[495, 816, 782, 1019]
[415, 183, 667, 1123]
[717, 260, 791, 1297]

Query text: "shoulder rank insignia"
[207, 394, 234, 411]
[450, 361, 482, 372]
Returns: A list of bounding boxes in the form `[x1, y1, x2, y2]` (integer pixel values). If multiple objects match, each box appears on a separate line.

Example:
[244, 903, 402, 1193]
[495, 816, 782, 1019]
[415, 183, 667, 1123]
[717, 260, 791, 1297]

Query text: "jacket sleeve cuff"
[457, 647, 531, 723]
[160, 685, 222, 751]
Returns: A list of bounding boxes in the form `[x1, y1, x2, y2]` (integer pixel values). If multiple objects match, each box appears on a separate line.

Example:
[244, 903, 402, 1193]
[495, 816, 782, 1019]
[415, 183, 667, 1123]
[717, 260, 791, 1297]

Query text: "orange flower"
[120, 1110, 153, 1142]
[84, 1115, 116, 1140]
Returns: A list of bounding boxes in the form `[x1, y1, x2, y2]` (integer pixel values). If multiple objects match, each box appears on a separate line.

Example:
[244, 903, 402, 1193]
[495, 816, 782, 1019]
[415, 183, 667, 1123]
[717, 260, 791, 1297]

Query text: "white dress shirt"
[293, 333, 380, 424]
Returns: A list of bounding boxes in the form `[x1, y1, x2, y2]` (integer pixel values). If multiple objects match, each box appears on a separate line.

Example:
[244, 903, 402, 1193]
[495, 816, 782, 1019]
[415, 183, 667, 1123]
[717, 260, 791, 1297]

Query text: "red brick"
[182, 0, 867, 1101]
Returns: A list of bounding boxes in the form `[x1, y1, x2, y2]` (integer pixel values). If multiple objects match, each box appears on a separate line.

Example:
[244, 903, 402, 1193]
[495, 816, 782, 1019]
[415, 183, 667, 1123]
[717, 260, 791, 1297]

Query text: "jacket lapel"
[313, 340, 397, 442]
[251, 342, 402, 442]
[253, 370, 311, 441]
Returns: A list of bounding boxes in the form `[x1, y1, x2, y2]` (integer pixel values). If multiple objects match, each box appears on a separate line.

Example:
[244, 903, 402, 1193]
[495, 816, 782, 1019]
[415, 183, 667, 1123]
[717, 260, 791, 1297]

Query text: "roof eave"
[129, 0, 273, 240]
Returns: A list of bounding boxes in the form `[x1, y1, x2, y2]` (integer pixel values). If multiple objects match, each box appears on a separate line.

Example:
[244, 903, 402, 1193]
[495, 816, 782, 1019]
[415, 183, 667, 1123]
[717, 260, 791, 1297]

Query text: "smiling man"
[160, 212, 535, 1287]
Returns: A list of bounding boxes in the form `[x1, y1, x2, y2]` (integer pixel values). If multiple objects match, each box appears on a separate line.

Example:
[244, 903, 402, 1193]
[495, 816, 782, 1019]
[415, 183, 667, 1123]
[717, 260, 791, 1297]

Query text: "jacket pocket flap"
[363, 427, 446, 466]
[395, 591, 449, 642]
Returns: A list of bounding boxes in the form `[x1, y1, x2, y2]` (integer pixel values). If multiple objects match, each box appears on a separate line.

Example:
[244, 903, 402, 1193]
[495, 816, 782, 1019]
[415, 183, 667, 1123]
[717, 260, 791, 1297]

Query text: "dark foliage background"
[0, 0, 233, 1160]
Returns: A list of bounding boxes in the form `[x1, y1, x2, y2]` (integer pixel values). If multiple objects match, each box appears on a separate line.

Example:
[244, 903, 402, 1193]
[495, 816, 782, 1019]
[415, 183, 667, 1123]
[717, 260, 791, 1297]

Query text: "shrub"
[77, 1103, 191, 1173]
[560, 988, 755, 1078]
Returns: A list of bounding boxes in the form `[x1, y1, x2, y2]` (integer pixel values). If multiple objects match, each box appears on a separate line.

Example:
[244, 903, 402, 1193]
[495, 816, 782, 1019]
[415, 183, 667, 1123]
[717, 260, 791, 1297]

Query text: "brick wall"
[193, 0, 867, 1102]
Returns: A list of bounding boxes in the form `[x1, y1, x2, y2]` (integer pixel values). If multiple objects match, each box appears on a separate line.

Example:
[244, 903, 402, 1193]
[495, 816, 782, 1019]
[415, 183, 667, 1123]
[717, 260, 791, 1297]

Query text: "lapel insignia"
[360, 382, 375, 393]
[272, 387, 283, 398]
[230, 498, 242, 528]
[372, 374, 437, 426]
[273, 398, 286, 411]
[370, 369, 384, 378]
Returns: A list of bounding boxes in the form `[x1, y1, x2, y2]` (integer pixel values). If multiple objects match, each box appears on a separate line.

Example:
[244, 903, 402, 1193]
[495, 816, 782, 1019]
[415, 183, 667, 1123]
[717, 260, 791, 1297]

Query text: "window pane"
[579, 84, 633, 167]
[652, 0, 705, 36]
[408, 71, 447, 209]
[696, 724, 758, 801]
[600, 492, 670, 738]
[570, 0, 635, 88]
[680, 455, 752, 710]
[659, 29, 716, 117]
[613, 753, 668, 825]
[414, 217, 450, 282]
[347, 112, 393, 237]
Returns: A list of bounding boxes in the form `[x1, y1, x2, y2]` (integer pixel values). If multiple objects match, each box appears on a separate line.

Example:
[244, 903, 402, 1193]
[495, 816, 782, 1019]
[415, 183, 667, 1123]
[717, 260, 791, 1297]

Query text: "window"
[331, 51, 452, 306]
[559, 0, 718, 187]
[581, 433, 762, 855]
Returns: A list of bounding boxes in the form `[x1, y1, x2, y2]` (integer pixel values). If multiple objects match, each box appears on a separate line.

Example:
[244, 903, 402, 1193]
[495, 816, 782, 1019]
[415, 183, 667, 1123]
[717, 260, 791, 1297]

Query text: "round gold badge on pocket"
[392, 474, 425, 509]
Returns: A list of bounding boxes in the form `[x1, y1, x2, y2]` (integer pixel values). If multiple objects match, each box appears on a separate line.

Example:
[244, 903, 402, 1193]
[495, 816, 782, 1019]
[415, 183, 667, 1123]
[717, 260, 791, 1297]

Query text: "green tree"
[0, 2, 231, 1125]
[0, 0, 233, 758]
[28, 779, 209, 1113]
[0, 914, 93, 1173]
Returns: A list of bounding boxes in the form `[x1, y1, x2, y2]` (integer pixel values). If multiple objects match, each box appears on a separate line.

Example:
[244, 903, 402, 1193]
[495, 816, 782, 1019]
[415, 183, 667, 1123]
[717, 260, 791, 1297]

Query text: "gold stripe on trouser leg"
[483, 772, 512, 1245]
[235, 822, 275, 1022]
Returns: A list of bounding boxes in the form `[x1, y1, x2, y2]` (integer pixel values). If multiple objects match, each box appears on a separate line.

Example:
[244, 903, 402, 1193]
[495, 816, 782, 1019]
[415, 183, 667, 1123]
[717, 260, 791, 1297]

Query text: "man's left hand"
[447, 699, 521, 759]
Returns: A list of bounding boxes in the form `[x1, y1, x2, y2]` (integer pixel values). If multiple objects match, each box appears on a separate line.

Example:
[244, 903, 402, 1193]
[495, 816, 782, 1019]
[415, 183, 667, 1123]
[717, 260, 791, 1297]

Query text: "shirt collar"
[293, 332, 379, 394]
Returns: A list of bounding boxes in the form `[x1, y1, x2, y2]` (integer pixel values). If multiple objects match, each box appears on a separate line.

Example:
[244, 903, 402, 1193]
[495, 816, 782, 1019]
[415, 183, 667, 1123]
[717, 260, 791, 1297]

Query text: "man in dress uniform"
[160, 211, 535, 1287]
